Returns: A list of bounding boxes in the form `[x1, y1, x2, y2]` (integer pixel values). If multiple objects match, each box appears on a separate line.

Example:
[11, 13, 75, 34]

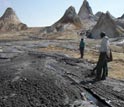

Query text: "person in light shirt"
[94, 32, 110, 81]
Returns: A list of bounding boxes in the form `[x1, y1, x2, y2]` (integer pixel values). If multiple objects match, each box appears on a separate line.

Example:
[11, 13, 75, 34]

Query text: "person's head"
[81, 38, 84, 41]
[80, 32, 83, 36]
[100, 32, 106, 38]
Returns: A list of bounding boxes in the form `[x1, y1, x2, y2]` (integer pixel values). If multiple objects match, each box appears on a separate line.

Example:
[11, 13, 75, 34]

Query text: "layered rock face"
[0, 7, 27, 32]
[91, 12, 123, 38]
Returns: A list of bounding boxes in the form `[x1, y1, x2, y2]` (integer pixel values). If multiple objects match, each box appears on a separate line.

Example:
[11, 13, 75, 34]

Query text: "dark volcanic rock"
[0, 49, 124, 107]
[82, 78, 124, 107]
[0, 7, 27, 32]
[0, 52, 93, 107]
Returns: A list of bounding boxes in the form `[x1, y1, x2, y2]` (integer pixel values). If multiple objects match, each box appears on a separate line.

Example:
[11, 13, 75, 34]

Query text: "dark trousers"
[96, 52, 108, 80]
[92, 60, 108, 76]
[80, 47, 84, 58]
[103, 61, 108, 77]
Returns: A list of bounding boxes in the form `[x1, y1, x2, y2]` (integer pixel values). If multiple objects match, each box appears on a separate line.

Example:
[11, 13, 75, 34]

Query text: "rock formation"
[0, 7, 27, 32]
[41, 6, 82, 34]
[78, 0, 93, 19]
[95, 11, 102, 18]
[106, 11, 115, 19]
[115, 14, 124, 29]
[53, 6, 82, 31]
[78, 0, 96, 30]
[118, 14, 124, 19]
[41, 26, 57, 34]
[121, 14, 124, 19]
[115, 20, 124, 29]
[91, 12, 124, 38]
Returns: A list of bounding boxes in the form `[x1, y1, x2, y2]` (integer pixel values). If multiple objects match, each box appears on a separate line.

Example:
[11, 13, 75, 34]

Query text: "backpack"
[107, 49, 113, 62]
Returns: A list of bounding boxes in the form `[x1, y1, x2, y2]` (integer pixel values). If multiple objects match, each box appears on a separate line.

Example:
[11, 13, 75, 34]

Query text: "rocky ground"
[0, 0, 124, 106]
[0, 38, 123, 107]
[0, 44, 95, 107]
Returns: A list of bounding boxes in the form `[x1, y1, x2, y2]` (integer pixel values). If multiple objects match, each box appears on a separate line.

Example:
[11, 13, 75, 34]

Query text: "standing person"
[79, 38, 85, 58]
[95, 32, 110, 81]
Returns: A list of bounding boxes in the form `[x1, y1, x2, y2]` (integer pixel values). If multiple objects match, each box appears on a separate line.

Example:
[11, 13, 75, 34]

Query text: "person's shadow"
[71, 78, 98, 86]
[80, 80, 96, 85]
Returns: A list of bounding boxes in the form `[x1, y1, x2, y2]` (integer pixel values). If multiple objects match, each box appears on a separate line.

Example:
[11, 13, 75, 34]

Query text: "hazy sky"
[0, 0, 124, 27]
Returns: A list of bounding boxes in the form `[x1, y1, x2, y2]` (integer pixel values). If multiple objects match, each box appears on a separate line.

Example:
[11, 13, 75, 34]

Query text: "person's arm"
[107, 39, 110, 52]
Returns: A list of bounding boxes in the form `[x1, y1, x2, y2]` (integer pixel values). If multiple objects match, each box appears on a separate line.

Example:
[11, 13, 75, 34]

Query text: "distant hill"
[0, 7, 27, 32]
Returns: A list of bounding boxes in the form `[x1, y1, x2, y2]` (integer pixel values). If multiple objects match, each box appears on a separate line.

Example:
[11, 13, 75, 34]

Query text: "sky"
[0, 0, 124, 27]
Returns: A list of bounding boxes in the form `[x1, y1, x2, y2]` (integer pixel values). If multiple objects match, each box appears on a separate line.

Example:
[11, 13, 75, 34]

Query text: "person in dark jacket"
[79, 38, 85, 58]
